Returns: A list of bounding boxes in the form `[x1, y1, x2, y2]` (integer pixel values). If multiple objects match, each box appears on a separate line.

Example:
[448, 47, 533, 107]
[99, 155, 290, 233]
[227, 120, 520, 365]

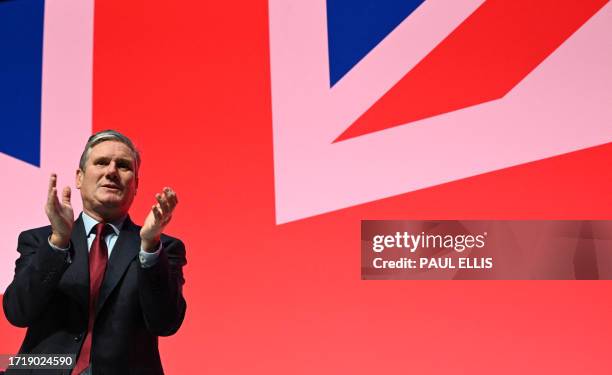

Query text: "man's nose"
[105, 162, 119, 178]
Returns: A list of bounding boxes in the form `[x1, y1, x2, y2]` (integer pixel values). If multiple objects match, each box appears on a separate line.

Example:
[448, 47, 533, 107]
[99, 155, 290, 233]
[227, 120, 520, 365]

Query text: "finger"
[49, 188, 61, 211]
[156, 193, 171, 215]
[46, 188, 60, 214]
[165, 187, 178, 205]
[154, 205, 170, 224]
[48, 173, 57, 191]
[152, 204, 163, 222]
[155, 194, 165, 214]
[61, 186, 72, 206]
[46, 187, 62, 216]
[47, 174, 58, 205]
[163, 188, 178, 210]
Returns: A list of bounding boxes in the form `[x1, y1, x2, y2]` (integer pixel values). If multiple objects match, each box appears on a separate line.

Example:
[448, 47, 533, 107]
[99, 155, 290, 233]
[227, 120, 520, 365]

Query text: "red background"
[2, 1, 612, 373]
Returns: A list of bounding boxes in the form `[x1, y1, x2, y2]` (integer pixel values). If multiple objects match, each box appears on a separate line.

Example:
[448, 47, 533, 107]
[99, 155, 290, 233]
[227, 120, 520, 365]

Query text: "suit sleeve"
[2, 229, 72, 327]
[137, 237, 187, 336]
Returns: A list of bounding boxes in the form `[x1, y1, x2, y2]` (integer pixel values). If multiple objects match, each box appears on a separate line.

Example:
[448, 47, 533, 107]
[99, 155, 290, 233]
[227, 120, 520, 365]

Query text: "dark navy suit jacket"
[2, 215, 187, 375]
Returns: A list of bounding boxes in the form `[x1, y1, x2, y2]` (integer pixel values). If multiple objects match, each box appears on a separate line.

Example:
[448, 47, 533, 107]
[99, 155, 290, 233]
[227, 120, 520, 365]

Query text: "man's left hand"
[140, 187, 178, 252]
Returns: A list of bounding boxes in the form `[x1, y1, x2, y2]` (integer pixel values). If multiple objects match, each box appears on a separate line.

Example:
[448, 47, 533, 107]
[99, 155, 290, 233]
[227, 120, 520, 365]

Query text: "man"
[3, 130, 186, 375]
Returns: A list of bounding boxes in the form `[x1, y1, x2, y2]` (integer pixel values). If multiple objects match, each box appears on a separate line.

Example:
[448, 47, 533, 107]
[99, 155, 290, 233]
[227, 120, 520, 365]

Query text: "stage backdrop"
[1, 0, 612, 373]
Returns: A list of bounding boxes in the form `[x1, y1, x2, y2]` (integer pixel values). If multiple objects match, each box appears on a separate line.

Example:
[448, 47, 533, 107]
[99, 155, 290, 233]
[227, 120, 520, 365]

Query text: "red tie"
[72, 223, 110, 375]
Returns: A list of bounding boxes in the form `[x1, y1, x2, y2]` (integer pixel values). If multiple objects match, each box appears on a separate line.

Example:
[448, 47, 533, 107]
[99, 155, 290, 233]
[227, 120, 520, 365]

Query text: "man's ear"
[76, 168, 83, 189]
[135, 176, 139, 194]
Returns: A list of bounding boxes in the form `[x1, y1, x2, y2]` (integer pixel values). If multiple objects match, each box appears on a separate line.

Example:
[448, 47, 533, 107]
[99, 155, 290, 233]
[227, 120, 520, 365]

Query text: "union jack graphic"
[269, 0, 612, 223]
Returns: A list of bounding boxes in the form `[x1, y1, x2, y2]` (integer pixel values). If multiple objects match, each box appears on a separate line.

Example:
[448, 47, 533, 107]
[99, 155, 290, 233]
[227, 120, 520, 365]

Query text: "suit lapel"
[96, 216, 140, 315]
[59, 215, 90, 315]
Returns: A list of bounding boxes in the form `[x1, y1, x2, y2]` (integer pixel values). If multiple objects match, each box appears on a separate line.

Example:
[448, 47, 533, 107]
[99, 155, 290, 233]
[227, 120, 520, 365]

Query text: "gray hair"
[79, 129, 141, 173]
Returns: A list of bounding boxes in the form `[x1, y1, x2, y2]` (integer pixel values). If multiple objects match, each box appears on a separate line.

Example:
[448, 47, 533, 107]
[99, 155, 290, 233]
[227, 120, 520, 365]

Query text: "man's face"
[76, 140, 138, 220]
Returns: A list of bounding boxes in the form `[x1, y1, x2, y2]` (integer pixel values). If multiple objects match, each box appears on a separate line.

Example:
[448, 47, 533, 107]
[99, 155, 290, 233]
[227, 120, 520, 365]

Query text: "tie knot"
[93, 223, 113, 237]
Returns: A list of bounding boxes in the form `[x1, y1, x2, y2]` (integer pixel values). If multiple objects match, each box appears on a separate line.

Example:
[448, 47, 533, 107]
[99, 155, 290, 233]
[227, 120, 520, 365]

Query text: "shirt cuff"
[139, 242, 162, 268]
[48, 236, 72, 264]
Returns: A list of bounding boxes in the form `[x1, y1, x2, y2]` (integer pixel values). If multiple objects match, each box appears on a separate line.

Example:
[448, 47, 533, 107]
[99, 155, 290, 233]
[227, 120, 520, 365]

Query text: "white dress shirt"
[48, 211, 161, 268]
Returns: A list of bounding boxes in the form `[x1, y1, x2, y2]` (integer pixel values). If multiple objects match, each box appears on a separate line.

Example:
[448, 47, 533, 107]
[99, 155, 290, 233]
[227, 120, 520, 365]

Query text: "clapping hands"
[45, 174, 74, 248]
[140, 187, 178, 252]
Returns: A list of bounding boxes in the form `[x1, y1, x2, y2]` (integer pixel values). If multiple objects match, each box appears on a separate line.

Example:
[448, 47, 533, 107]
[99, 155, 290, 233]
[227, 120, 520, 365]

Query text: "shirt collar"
[81, 211, 125, 236]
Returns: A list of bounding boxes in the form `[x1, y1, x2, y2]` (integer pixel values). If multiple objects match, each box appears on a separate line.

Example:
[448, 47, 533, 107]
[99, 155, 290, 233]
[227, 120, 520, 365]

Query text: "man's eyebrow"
[92, 156, 133, 164]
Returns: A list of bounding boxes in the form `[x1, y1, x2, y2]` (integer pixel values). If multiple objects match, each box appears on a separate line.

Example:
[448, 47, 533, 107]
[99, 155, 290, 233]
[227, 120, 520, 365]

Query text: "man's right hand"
[45, 174, 74, 248]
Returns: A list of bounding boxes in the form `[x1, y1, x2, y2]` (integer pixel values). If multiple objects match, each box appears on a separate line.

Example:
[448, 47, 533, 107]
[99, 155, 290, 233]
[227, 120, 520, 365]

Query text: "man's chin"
[91, 201, 130, 220]
[96, 195, 134, 211]
[96, 195, 125, 208]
